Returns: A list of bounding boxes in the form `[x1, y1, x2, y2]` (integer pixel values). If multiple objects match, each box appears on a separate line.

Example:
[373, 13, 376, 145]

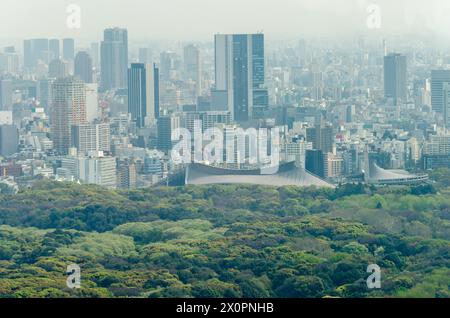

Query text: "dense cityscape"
[0, 0, 449, 303]
[2, 25, 450, 191]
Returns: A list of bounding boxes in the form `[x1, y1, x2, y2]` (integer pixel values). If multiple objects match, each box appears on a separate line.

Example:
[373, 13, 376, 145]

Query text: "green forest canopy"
[0, 179, 448, 298]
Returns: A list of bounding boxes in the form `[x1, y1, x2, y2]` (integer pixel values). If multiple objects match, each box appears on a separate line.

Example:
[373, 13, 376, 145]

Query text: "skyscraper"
[0, 49, 20, 74]
[305, 149, 325, 178]
[49, 39, 60, 60]
[51, 77, 87, 155]
[214, 33, 268, 122]
[100, 28, 128, 91]
[431, 69, 450, 114]
[63, 38, 75, 60]
[157, 115, 180, 153]
[306, 124, 334, 154]
[85, 83, 99, 122]
[184, 44, 201, 97]
[159, 51, 177, 81]
[128, 63, 160, 128]
[384, 53, 407, 103]
[90, 42, 99, 68]
[75, 51, 94, 83]
[443, 83, 450, 128]
[48, 59, 70, 79]
[0, 79, 13, 111]
[0, 124, 19, 157]
[24, 39, 49, 68]
[37, 78, 54, 114]
[139, 47, 151, 64]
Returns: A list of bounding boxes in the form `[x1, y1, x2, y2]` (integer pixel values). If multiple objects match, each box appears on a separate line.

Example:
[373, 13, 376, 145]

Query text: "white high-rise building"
[86, 83, 99, 122]
[51, 77, 87, 155]
[71, 123, 110, 155]
[60, 151, 117, 189]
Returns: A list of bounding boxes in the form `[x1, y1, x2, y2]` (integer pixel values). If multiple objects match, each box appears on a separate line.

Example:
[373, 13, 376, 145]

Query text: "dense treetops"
[0, 176, 448, 298]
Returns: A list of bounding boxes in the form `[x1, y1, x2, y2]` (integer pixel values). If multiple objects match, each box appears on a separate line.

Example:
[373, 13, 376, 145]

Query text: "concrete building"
[51, 77, 87, 155]
[71, 123, 110, 155]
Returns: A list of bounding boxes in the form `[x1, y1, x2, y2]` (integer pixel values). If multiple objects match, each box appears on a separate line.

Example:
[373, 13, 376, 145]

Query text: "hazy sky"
[2, 0, 450, 44]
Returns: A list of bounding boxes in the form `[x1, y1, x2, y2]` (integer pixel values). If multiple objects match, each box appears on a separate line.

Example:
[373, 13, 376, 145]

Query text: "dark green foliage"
[0, 181, 448, 298]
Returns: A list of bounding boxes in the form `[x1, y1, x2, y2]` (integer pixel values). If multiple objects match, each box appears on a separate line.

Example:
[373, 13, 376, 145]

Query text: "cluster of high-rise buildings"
[5, 28, 450, 190]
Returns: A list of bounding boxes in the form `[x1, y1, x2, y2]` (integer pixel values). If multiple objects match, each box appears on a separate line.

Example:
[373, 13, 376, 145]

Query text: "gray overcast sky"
[2, 0, 450, 43]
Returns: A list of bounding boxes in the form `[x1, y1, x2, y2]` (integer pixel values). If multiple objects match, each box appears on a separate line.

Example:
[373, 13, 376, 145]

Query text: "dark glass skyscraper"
[100, 28, 128, 91]
[384, 53, 407, 104]
[127, 63, 160, 128]
[214, 33, 268, 122]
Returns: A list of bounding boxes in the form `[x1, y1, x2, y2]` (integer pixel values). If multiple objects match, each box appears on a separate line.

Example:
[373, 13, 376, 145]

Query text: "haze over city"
[2, 0, 450, 44]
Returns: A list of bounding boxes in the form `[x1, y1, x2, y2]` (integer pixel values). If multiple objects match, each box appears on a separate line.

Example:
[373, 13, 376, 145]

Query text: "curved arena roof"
[185, 162, 335, 188]
[368, 162, 428, 185]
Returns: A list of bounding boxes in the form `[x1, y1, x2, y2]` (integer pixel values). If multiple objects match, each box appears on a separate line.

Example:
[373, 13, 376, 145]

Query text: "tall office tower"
[214, 33, 268, 121]
[0, 79, 13, 111]
[51, 77, 87, 155]
[90, 42, 99, 68]
[311, 71, 324, 100]
[128, 64, 146, 128]
[0, 124, 19, 157]
[443, 83, 450, 128]
[159, 51, 178, 81]
[74, 51, 93, 83]
[71, 123, 110, 155]
[49, 39, 60, 60]
[24, 39, 49, 68]
[128, 63, 160, 128]
[305, 149, 325, 178]
[63, 38, 75, 60]
[431, 69, 450, 114]
[152, 64, 160, 120]
[100, 28, 128, 91]
[85, 83, 99, 122]
[306, 124, 334, 154]
[384, 53, 407, 104]
[157, 115, 180, 153]
[184, 44, 202, 97]
[37, 78, 54, 114]
[0, 49, 20, 74]
[139, 47, 151, 64]
[48, 59, 70, 79]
